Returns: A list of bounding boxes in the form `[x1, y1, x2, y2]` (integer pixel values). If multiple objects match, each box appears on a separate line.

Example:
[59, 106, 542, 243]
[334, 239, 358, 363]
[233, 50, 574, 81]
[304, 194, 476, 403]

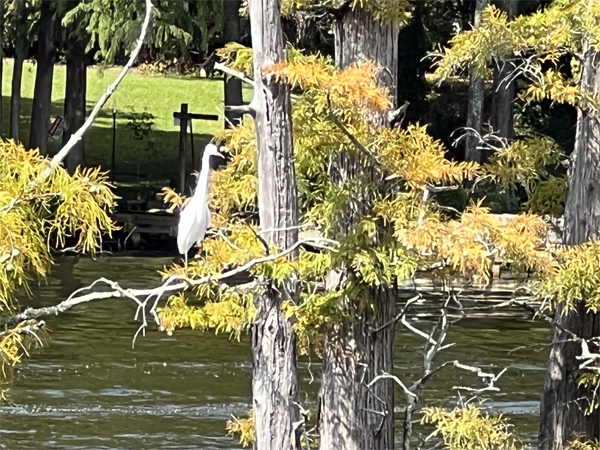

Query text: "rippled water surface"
[1, 256, 551, 449]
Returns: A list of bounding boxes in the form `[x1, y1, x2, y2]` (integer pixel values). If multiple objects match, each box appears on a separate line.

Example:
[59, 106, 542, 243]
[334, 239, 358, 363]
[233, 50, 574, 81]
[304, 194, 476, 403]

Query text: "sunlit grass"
[1, 59, 251, 184]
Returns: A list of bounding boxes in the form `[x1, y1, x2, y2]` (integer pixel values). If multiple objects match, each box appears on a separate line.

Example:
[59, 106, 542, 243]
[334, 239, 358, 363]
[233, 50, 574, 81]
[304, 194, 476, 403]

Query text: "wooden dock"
[113, 210, 179, 241]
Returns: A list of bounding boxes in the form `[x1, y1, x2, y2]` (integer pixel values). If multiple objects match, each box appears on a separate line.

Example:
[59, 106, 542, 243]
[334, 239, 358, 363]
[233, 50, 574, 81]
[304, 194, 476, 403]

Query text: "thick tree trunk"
[319, 288, 396, 450]
[538, 42, 600, 450]
[318, 5, 398, 450]
[223, 0, 243, 128]
[465, 0, 489, 162]
[490, 0, 517, 142]
[10, 0, 27, 142]
[63, 34, 88, 173]
[334, 6, 398, 100]
[248, 0, 301, 449]
[29, 1, 56, 155]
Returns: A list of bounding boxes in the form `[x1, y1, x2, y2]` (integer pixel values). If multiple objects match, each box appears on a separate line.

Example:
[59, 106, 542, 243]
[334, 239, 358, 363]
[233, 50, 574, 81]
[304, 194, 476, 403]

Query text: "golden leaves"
[0, 140, 116, 311]
[397, 202, 549, 284]
[226, 410, 255, 448]
[378, 125, 479, 190]
[268, 55, 392, 117]
[422, 403, 520, 450]
[433, 0, 600, 108]
[482, 137, 563, 195]
[210, 123, 258, 227]
[536, 241, 600, 313]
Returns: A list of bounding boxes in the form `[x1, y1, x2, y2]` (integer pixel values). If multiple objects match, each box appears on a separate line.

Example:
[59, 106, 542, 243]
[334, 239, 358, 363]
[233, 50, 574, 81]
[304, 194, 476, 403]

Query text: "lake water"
[0, 256, 551, 449]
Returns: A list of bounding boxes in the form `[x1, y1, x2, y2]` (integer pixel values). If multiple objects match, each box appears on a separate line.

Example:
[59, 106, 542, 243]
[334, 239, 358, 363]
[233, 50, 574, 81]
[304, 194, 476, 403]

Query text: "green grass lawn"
[2, 59, 251, 188]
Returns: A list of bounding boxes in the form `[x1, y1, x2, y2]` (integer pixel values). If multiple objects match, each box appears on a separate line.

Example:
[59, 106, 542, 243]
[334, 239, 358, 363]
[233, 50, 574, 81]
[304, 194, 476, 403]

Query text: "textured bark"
[465, 0, 489, 162]
[490, 0, 517, 142]
[248, 0, 301, 449]
[538, 42, 600, 450]
[63, 34, 88, 173]
[334, 5, 398, 100]
[319, 288, 396, 450]
[10, 0, 28, 142]
[223, 0, 243, 128]
[29, 1, 56, 155]
[318, 5, 399, 450]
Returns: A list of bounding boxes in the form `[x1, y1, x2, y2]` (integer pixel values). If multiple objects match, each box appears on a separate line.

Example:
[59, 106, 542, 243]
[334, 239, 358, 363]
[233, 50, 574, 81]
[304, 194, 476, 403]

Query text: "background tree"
[9, 0, 30, 142]
[539, 37, 600, 450]
[489, 0, 518, 142]
[432, 1, 600, 447]
[223, 0, 243, 127]
[464, 0, 489, 162]
[62, 28, 89, 173]
[29, 0, 57, 155]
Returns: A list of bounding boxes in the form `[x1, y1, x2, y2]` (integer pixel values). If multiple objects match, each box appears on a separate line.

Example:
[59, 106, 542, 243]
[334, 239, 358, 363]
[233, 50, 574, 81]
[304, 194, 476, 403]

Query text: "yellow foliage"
[483, 137, 563, 195]
[569, 439, 600, 450]
[378, 125, 479, 189]
[211, 122, 258, 227]
[226, 410, 255, 448]
[432, 0, 600, 107]
[158, 291, 256, 339]
[216, 42, 254, 76]
[0, 140, 116, 311]
[397, 201, 549, 284]
[0, 140, 115, 398]
[524, 177, 566, 217]
[536, 241, 600, 313]
[422, 403, 520, 450]
[269, 55, 392, 118]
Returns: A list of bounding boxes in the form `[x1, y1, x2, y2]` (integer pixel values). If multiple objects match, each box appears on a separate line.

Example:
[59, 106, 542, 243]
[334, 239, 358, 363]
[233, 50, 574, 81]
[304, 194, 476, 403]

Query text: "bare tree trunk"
[465, 0, 489, 162]
[10, 0, 28, 142]
[63, 34, 88, 173]
[29, 0, 56, 154]
[0, 0, 4, 138]
[490, 0, 517, 142]
[319, 5, 398, 450]
[223, 0, 243, 128]
[319, 288, 396, 450]
[538, 41, 600, 450]
[248, 0, 301, 449]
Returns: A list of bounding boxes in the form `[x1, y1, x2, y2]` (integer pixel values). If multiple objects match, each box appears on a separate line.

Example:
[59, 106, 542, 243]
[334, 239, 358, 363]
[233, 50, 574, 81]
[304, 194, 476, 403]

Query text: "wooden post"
[178, 103, 188, 194]
[172, 105, 218, 193]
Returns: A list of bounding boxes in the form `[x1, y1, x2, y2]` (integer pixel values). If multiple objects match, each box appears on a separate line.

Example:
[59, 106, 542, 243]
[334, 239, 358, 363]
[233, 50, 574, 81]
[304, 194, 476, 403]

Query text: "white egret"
[177, 143, 225, 267]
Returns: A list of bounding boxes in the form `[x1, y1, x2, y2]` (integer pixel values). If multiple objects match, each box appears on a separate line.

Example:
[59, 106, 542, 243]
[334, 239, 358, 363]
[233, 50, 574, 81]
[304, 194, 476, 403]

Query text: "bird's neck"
[195, 154, 213, 199]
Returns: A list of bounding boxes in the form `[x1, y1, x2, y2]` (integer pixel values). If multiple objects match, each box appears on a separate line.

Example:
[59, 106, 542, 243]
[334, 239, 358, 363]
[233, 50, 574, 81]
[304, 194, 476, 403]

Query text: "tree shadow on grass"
[2, 95, 218, 197]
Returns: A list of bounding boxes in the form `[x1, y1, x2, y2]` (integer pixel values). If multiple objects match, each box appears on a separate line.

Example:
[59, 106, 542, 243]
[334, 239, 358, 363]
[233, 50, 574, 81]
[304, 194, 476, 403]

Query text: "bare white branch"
[50, 0, 154, 170]
[214, 62, 256, 87]
[2, 238, 335, 327]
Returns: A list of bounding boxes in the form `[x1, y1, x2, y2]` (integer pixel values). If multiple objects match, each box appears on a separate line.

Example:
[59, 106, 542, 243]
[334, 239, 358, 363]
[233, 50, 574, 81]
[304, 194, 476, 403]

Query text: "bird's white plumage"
[177, 144, 223, 261]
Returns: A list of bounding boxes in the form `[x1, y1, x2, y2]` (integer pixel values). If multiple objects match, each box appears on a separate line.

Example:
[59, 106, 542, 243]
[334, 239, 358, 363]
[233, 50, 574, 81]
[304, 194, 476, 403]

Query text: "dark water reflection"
[0, 256, 550, 449]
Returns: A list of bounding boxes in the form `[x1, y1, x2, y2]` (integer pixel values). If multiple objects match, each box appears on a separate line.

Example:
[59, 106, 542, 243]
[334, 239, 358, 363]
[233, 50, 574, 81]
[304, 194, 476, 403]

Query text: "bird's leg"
[184, 252, 188, 273]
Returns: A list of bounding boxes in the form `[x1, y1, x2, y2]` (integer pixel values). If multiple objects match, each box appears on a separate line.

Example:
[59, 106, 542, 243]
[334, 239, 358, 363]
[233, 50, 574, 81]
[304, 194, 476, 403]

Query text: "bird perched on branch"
[177, 143, 225, 267]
